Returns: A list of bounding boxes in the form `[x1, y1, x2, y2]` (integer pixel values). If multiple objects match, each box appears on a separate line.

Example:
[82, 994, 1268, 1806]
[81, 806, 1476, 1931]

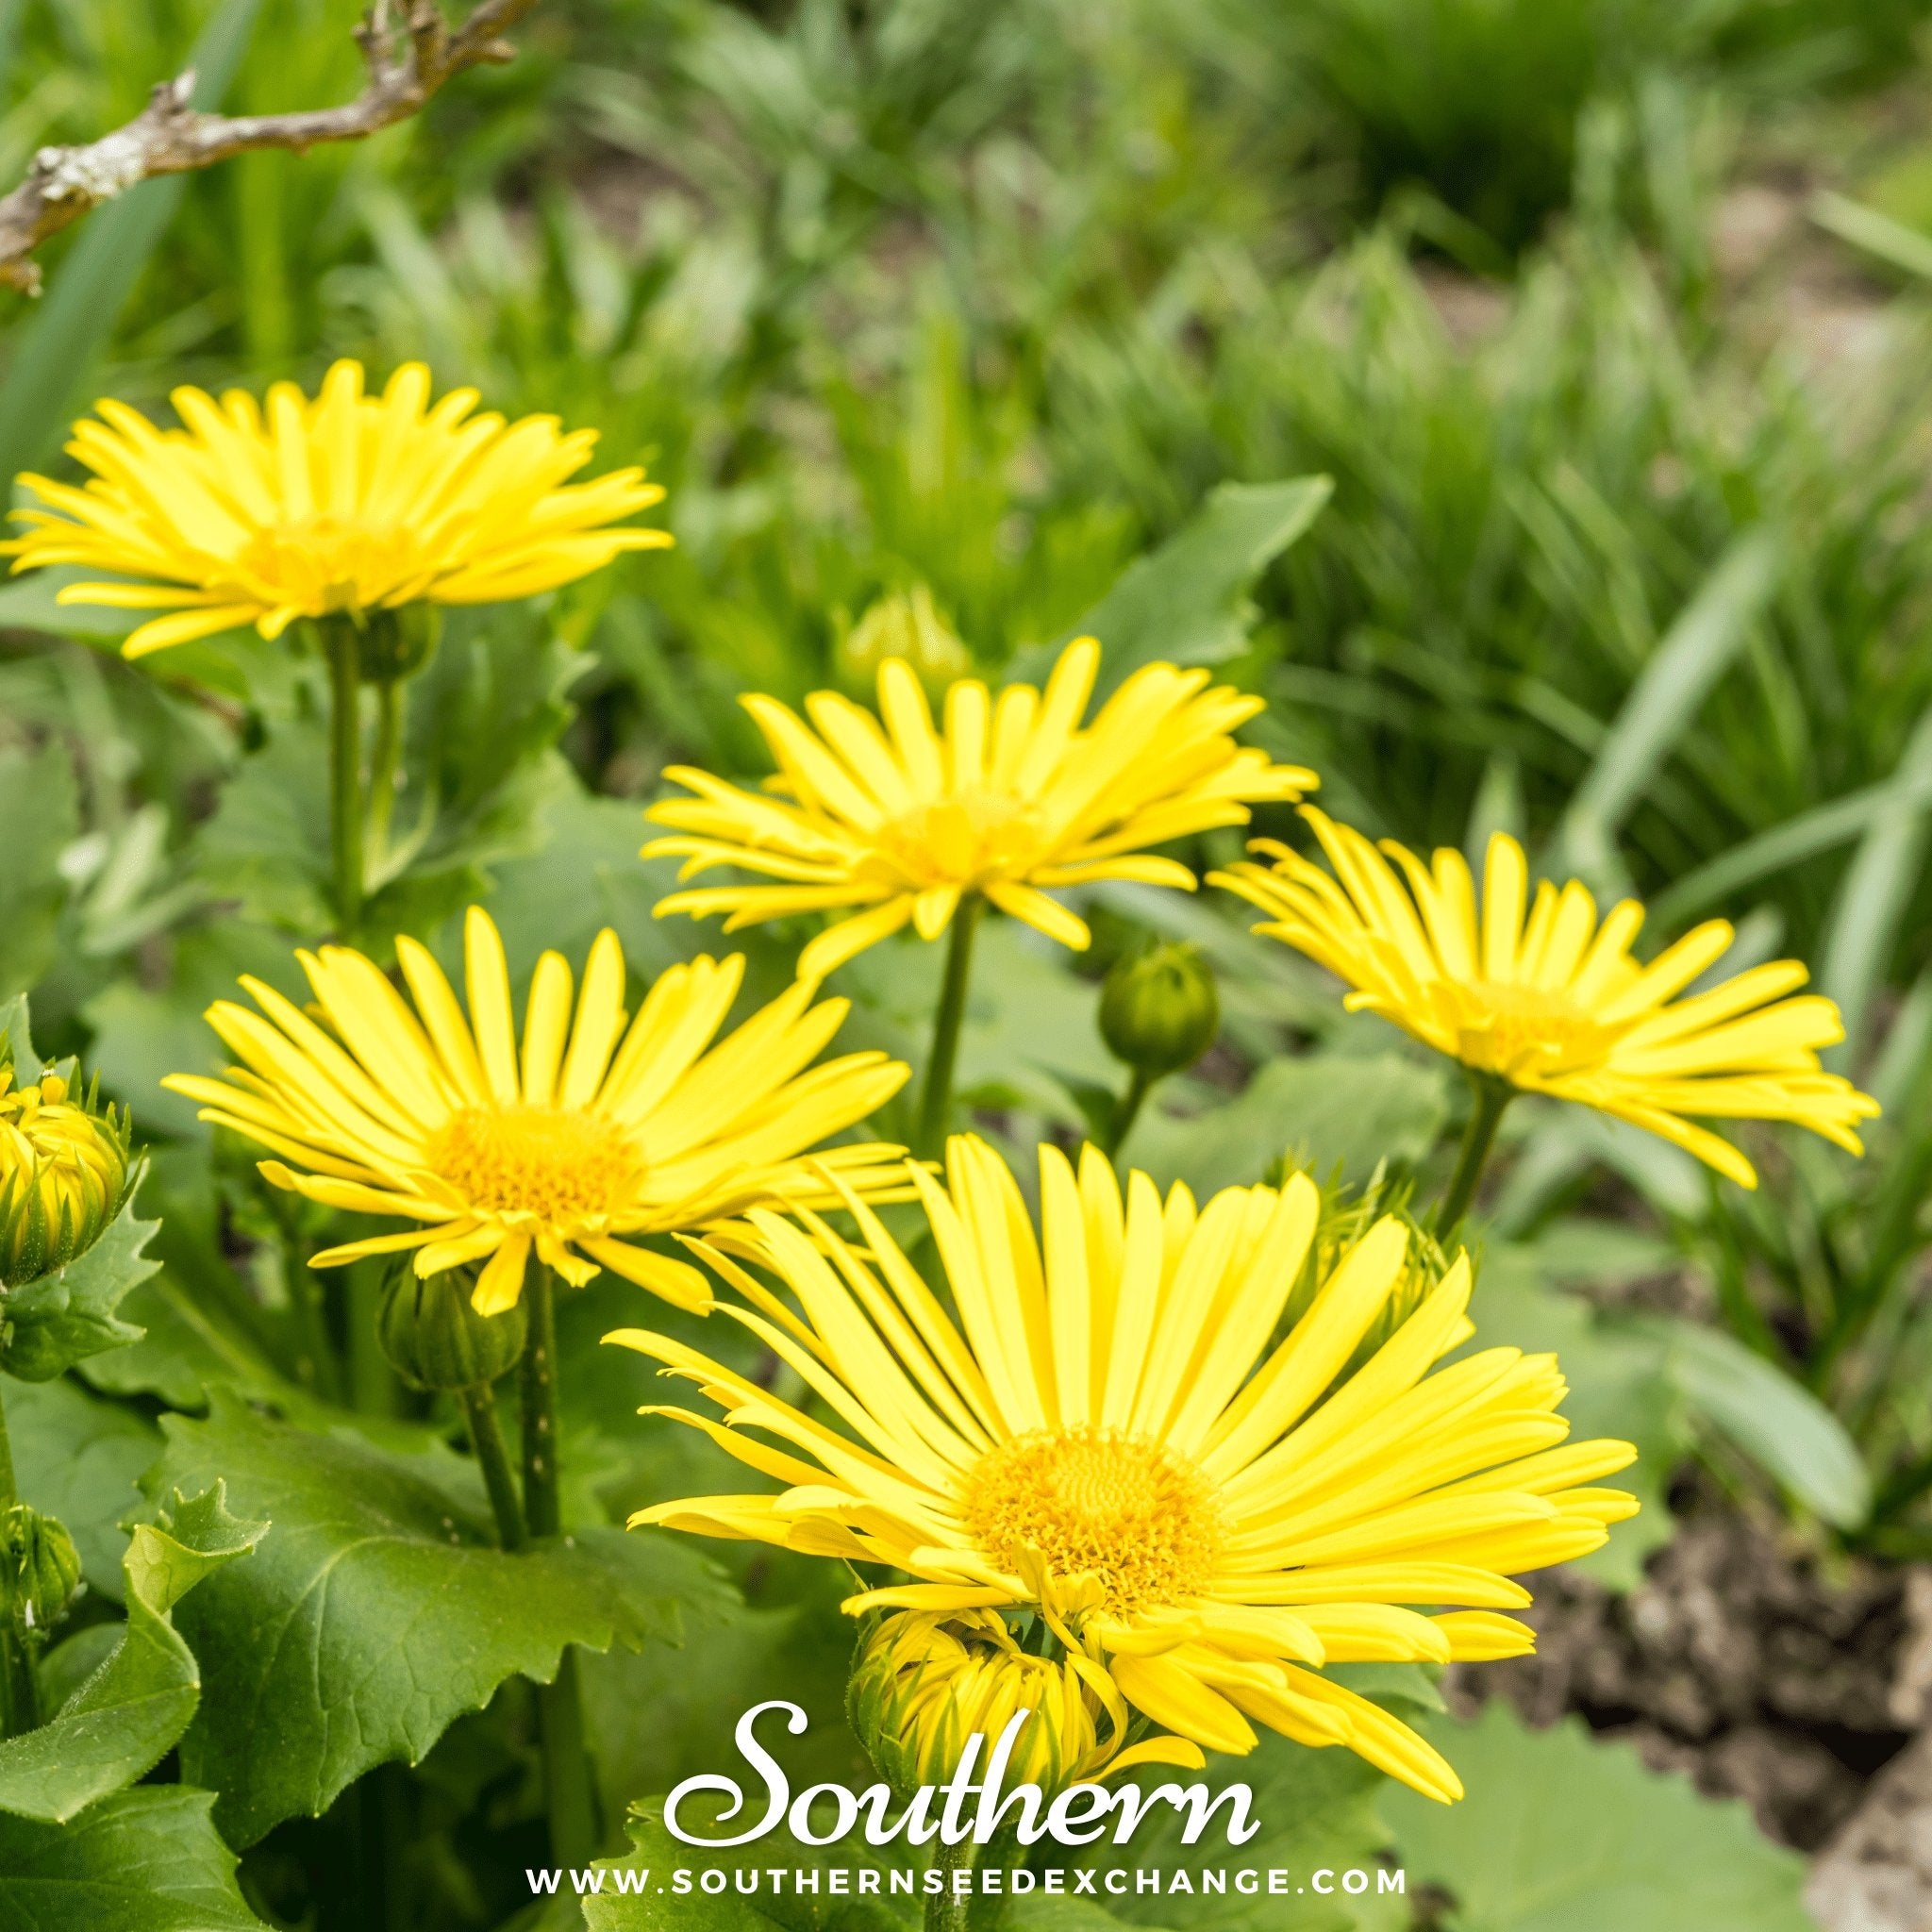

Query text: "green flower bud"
[1098, 942, 1220, 1078]
[836, 585, 972, 696]
[378, 1266, 527, 1391]
[1, 1505, 83, 1639]
[0, 1058, 131, 1288]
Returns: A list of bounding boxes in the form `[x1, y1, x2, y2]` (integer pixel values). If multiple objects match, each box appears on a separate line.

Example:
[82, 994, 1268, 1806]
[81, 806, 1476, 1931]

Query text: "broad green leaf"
[0, 1786, 267, 1932]
[0, 992, 42, 1080]
[1556, 529, 1780, 885]
[0, 569, 137, 641]
[1634, 1314, 1873, 1529]
[1124, 1053, 1449, 1198]
[0, 1483, 267, 1824]
[147, 1391, 731, 1845]
[1459, 1250, 1680, 1588]
[1, 1183, 160, 1382]
[0, 0, 264, 486]
[7, 1374, 161, 1598]
[1039, 477, 1333, 696]
[1384, 1702, 1812, 1932]
[1818, 700, 1932, 1065]
[0, 741, 79, 996]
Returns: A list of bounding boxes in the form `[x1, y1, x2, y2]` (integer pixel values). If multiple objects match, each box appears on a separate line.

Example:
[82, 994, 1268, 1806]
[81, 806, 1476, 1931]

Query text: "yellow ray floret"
[1211, 808, 1879, 1189]
[611, 1133, 1637, 1803]
[162, 907, 911, 1315]
[643, 638, 1315, 980]
[4, 359, 671, 658]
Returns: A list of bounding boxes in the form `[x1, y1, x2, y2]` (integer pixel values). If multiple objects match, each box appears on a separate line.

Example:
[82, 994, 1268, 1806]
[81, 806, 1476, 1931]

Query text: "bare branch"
[0, 0, 544, 293]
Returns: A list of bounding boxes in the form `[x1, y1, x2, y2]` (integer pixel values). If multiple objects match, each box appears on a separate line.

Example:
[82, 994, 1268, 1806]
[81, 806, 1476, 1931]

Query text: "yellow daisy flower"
[1211, 808, 1879, 1189]
[613, 1134, 1637, 1802]
[4, 359, 671, 659]
[162, 908, 911, 1315]
[642, 638, 1315, 981]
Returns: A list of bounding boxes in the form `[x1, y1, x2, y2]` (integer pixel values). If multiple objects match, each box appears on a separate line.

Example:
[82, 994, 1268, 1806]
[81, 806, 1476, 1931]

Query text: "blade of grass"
[0, 0, 264, 485]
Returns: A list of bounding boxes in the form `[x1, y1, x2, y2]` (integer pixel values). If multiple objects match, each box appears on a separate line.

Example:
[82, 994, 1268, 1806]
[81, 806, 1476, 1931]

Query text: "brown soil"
[1449, 1502, 1932, 1852]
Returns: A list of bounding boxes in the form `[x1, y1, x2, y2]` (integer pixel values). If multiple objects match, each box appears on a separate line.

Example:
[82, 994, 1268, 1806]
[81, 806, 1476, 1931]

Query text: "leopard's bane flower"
[0, 1062, 131, 1286]
[849, 1610, 1201, 1798]
[615, 1134, 1638, 1802]
[162, 907, 912, 1315]
[644, 638, 1315, 980]
[1213, 809, 1880, 1189]
[4, 359, 671, 659]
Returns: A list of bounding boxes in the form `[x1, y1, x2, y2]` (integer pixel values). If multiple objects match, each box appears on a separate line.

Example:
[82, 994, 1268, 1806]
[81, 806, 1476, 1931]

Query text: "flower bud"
[849, 1611, 1123, 1799]
[348, 604, 441, 685]
[0, 1505, 83, 1639]
[1098, 942, 1220, 1078]
[378, 1266, 527, 1391]
[836, 585, 972, 697]
[0, 1059, 131, 1288]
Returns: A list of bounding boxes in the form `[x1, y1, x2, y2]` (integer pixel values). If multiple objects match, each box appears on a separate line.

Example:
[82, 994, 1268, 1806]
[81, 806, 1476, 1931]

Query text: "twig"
[0, 0, 544, 293]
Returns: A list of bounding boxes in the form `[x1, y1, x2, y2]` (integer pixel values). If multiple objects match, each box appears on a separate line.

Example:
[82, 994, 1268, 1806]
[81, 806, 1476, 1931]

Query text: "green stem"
[924, 1834, 982, 1932]
[1434, 1073, 1512, 1237]
[520, 1269, 600, 1865]
[1105, 1067, 1156, 1159]
[323, 618, 364, 935]
[461, 1381, 525, 1551]
[0, 1386, 38, 1739]
[366, 678, 404, 874]
[916, 894, 985, 1159]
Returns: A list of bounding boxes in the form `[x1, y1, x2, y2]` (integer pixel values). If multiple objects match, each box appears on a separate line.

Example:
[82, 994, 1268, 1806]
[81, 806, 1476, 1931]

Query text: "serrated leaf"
[2, 1183, 159, 1382]
[1049, 478, 1333, 698]
[0, 1786, 267, 1932]
[8, 1374, 161, 1599]
[146, 1391, 731, 1845]
[1124, 1053, 1449, 1198]
[0, 1481, 267, 1823]
[1384, 1702, 1812, 1932]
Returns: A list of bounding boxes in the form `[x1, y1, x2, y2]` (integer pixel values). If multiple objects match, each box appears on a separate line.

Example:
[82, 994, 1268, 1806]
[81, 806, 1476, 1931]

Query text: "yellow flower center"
[961, 1426, 1224, 1617]
[869, 793, 1043, 888]
[1443, 979, 1627, 1080]
[428, 1104, 642, 1228]
[235, 515, 427, 615]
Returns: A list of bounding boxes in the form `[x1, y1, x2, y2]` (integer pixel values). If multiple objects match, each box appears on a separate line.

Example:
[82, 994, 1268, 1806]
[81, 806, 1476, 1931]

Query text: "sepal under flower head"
[0, 1055, 131, 1288]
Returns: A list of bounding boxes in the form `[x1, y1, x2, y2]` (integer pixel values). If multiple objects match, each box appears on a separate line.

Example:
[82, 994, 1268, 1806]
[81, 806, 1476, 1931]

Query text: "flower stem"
[1434, 1073, 1513, 1237]
[924, 1835, 982, 1932]
[520, 1268, 600, 1867]
[0, 1384, 39, 1738]
[461, 1381, 525, 1551]
[366, 678, 404, 875]
[323, 617, 364, 935]
[1105, 1067, 1156, 1159]
[917, 894, 985, 1159]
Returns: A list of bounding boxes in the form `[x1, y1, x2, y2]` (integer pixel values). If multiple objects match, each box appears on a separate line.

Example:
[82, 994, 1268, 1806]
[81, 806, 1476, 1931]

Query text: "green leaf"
[0, 993, 43, 1082]
[1632, 1314, 1873, 1529]
[1035, 477, 1333, 696]
[0, 1483, 266, 1824]
[1555, 529, 1781, 888]
[1384, 1702, 1812, 1932]
[146, 1391, 731, 1845]
[1810, 190, 1932, 282]
[1124, 1053, 1450, 1198]
[1818, 699, 1932, 1065]
[2, 1183, 160, 1382]
[0, 1786, 268, 1932]
[0, 0, 264, 486]
[7, 1374, 161, 1599]
[0, 741, 79, 996]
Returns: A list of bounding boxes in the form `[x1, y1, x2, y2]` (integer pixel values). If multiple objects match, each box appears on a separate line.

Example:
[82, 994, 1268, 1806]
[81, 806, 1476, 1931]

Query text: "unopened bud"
[836, 585, 972, 696]
[0, 1058, 131, 1288]
[1099, 942, 1219, 1078]
[378, 1266, 527, 1391]
[1, 1505, 82, 1638]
